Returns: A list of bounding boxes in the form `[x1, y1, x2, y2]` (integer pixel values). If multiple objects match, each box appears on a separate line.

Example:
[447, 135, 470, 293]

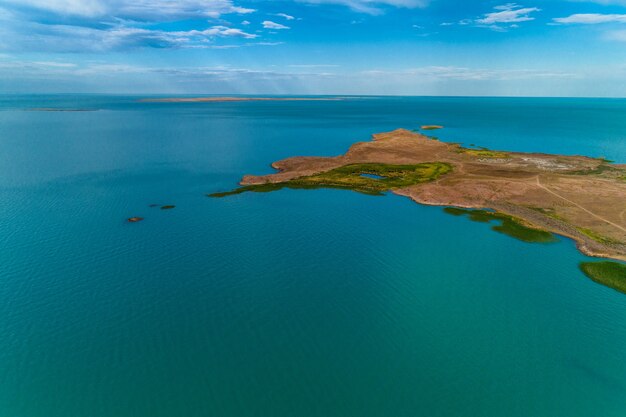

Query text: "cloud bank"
[554, 13, 626, 24]
[297, 0, 428, 14]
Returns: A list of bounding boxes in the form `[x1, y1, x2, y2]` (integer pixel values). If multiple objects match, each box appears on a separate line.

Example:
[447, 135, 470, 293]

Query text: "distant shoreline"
[139, 97, 345, 103]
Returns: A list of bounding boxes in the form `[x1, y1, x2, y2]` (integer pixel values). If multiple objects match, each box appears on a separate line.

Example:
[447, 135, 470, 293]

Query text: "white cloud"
[553, 13, 626, 24]
[297, 0, 428, 15]
[0, 0, 260, 51]
[361, 66, 576, 81]
[33, 61, 77, 67]
[288, 64, 339, 67]
[0, 61, 335, 83]
[568, 0, 626, 4]
[274, 13, 295, 20]
[476, 3, 540, 25]
[229, 6, 256, 15]
[0, 23, 258, 51]
[262, 20, 290, 29]
[200, 26, 258, 38]
[2, 0, 255, 20]
[4, 0, 106, 17]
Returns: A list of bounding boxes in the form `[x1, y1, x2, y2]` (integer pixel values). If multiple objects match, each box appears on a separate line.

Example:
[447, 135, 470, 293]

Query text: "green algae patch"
[209, 162, 452, 198]
[443, 207, 557, 243]
[580, 261, 626, 294]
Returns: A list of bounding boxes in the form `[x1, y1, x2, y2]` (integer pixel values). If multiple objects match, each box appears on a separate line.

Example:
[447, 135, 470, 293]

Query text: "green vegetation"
[443, 207, 557, 243]
[580, 261, 626, 294]
[459, 148, 510, 159]
[577, 227, 622, 245]
[570, 163, 621, 176]
[528, 206, 566, 222]
[209, 162, 452, 198]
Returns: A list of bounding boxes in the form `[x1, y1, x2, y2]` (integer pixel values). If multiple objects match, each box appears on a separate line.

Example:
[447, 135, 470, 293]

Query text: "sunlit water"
[1, 95, 626, 417]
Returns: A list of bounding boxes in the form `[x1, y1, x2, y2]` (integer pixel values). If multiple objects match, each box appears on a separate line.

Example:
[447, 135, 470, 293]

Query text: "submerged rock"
[161, 205, 175, 210]
[127, 217, 144, 223]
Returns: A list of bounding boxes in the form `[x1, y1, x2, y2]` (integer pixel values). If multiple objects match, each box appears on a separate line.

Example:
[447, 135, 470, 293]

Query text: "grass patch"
[458, 147, 509, 159]
[580, 261, 626, 294]
[209, 162, 452, 198]
[569, 163, 621, 176]
[527, 206, 566, 221]
[443, 207, 557, 243]
[577, 227, 622, 245]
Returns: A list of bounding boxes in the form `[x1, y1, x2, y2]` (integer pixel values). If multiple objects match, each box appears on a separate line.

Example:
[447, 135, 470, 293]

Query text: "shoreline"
[398, 193, 626, 262]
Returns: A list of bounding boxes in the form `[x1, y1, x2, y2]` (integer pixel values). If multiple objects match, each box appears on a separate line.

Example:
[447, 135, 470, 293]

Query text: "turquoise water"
[1, 95, 626, 417]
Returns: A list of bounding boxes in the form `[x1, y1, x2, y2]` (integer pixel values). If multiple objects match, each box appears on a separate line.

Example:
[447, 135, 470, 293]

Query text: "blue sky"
[1, 0, 626, 96]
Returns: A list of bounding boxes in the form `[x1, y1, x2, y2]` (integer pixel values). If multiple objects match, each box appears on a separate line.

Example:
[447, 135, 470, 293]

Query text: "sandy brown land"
[238, 128, 626, 261]
[140, 97, 343, 103]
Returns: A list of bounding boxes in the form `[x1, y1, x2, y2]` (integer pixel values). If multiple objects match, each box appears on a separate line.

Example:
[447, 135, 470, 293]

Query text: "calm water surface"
[1, 95, 626, 417]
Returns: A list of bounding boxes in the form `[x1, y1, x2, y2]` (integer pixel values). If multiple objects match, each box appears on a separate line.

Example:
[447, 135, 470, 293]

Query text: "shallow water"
[1, 95, 626, 417]
[360, 173, 386, 179]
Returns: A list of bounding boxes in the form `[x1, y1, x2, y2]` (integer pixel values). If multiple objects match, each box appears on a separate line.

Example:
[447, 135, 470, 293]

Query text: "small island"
[210, 128, 626, 265]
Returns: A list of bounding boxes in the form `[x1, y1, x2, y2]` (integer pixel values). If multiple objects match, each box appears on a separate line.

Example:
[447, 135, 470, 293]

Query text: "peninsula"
[211, 129, 626, 263]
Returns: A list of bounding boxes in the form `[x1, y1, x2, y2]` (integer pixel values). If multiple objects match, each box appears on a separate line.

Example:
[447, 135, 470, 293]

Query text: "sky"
[1, 0, 626, 96]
